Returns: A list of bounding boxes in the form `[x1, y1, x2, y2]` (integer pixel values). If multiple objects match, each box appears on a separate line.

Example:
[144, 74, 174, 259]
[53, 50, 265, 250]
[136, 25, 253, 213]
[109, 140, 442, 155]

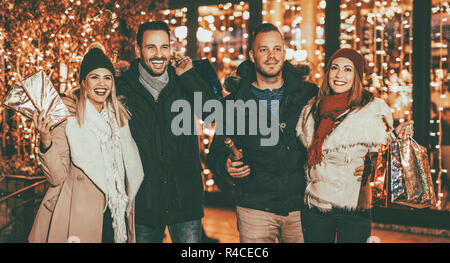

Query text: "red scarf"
[307, 91, 351, 167]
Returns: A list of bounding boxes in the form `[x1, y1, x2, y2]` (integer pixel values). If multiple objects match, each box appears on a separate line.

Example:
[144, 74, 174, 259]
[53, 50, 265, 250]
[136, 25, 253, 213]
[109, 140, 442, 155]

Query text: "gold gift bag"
[2, 71, 70, 127]
[371, 144, 390, 207]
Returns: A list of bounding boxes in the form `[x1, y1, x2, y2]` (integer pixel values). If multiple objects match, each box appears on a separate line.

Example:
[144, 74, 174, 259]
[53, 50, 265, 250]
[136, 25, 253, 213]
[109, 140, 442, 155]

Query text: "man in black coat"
[117, 21, 216, 242]
[207, 23, 318, 242]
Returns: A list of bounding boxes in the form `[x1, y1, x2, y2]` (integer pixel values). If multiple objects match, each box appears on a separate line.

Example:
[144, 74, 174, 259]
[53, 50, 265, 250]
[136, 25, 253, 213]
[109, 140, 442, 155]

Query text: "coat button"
[77, 175, 84, 181]
[280, 122, 286, 132]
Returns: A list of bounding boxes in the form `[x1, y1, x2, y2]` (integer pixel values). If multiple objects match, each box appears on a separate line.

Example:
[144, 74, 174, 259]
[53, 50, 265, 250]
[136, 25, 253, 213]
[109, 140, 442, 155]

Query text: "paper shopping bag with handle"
[388, 126, 436, 208]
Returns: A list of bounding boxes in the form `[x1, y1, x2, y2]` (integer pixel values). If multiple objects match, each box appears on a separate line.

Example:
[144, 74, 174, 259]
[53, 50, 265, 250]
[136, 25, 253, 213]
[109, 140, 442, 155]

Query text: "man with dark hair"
[116, 21, 216, 243]
[246, 23, 283, 58]
[136, 21, 171, 48]
[207, 23, 318, 243]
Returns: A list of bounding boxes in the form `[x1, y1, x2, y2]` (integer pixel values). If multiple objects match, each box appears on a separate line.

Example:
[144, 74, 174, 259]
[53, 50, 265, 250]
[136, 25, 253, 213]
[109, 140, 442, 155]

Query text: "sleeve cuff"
[40, 141, 53, 154]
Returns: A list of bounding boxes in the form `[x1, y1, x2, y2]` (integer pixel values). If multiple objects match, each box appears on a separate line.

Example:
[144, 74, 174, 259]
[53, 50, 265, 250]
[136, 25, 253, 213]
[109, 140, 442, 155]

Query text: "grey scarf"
[138, 63, 169, 101]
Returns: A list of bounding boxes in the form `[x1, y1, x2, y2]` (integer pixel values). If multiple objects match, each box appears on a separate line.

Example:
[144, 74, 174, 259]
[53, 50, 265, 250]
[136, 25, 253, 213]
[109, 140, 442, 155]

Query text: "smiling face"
[83, 68, 113, 112]
[328, 57, 355, 94]
[249, 30, 285, 79]
[138, 30, 171, 78]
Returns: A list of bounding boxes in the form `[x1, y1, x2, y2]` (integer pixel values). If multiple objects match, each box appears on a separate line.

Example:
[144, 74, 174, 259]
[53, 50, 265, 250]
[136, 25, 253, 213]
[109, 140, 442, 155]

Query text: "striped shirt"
[250, 85, 285, 114]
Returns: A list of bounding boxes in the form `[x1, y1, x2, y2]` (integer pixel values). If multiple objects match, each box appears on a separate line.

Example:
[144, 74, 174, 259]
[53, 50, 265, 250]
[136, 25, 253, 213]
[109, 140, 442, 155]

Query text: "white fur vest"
[296, 98, 393, 211]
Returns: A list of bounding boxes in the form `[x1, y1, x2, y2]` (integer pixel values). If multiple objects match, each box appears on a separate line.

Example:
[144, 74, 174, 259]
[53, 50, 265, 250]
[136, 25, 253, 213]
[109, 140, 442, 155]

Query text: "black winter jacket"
[207, 60, 318, 216]
[116, 60, 216, 227]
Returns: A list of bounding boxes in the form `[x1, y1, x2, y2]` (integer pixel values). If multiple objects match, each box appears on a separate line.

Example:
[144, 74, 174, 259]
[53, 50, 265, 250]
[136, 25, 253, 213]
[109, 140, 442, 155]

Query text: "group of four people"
[27, 20, 407, 243]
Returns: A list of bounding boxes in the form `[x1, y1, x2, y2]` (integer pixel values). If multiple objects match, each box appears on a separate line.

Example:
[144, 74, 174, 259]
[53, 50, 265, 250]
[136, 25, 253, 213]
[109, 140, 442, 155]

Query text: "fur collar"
[65, 115, 144, 208]
[297, 98, 393, 152]
[224, 60, 312, 95]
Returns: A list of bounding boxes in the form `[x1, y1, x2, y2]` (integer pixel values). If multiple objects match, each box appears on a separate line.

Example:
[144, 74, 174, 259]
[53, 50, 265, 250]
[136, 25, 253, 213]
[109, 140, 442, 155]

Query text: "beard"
[254, 59, 283, 79]
[140, 56, 169, 78]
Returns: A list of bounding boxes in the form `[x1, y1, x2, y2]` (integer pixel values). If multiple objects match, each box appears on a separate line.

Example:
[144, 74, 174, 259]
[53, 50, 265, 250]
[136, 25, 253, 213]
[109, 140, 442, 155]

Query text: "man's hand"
[171, 54, 193, 76]
[395, 120, 414, 139]
[354, 153, 377, 185]
[226, 153, 251, 179]
[354, 165, 365, 182]
[62, 96, 76, 116]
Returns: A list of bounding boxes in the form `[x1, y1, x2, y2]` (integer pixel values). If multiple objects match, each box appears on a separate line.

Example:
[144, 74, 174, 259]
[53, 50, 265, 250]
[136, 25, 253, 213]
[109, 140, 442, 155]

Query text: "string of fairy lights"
[339, 0, 414, 124]
[196, 1, 250, 82]
[0, 0, 448, 209]
[0, 0, 171, 175]
[430, 0, 449, 210]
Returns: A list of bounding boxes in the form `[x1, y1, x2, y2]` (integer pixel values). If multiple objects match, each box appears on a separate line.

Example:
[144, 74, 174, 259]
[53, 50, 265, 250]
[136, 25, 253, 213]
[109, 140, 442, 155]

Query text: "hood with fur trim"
[224, 60, 310, 94]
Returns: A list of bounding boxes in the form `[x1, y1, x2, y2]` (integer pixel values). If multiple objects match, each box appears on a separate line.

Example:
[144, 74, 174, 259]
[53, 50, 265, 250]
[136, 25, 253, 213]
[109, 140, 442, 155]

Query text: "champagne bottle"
[224, 138, 243, 162]
[224, 137, 251, 175]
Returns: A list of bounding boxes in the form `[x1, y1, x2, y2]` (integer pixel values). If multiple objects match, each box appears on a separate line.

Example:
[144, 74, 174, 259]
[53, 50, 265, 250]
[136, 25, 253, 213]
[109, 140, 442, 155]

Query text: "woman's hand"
[33, 111, 53, 149]
[395, 120, 414, 139]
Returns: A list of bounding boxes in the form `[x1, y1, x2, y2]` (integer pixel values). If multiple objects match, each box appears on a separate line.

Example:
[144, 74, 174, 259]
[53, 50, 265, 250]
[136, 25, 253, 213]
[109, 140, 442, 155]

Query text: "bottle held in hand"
[225, 138, 242, 159]
[224, 138, 250, 180]
[224, 138, 245, 168]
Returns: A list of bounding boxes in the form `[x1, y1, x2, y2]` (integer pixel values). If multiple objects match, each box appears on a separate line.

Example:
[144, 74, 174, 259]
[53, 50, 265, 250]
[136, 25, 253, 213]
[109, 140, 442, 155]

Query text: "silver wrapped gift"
[2, 70, 70, 127]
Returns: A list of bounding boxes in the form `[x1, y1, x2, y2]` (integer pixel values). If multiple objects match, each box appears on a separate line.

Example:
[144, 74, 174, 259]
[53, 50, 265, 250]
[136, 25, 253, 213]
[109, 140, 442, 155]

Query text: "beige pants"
[236, 206, 304, 243]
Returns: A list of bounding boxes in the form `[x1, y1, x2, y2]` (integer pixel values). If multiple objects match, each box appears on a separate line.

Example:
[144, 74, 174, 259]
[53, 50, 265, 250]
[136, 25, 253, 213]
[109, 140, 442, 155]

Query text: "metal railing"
[0, 175, 48, 243]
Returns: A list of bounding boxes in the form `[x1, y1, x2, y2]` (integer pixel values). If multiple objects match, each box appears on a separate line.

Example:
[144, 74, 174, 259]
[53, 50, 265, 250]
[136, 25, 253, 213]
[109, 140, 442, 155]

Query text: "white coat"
[296, 98, 393, 211]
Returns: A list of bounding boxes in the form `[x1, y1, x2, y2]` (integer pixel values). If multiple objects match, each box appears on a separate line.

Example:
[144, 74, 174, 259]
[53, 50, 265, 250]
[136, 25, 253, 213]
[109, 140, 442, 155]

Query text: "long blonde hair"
[70, 79, 130, 127]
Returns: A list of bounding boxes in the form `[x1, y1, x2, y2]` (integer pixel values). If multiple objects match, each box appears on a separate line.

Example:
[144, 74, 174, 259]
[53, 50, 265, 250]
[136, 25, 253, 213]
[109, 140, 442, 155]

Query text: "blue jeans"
[301, 206, 371, 243]
[135, 219, 202, 243]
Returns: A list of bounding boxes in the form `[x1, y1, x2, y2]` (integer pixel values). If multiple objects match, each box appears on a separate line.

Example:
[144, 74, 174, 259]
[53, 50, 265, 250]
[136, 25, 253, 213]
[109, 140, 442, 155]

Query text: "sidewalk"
[199, 206, 450, 243]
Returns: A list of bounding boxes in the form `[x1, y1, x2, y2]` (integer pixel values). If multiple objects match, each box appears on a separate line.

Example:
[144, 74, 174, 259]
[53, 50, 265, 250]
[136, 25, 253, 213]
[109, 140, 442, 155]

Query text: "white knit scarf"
[84, 100, 128, 243]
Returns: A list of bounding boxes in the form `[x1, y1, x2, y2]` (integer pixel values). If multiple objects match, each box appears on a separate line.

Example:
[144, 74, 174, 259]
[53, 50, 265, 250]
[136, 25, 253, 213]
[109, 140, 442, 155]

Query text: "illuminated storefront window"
[197, 2, 250, 83]
[339, 0, 414, 123]
[338, 0, 449, 210]
[262, 0, 326, 83]
[430, 0, 449, 210]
